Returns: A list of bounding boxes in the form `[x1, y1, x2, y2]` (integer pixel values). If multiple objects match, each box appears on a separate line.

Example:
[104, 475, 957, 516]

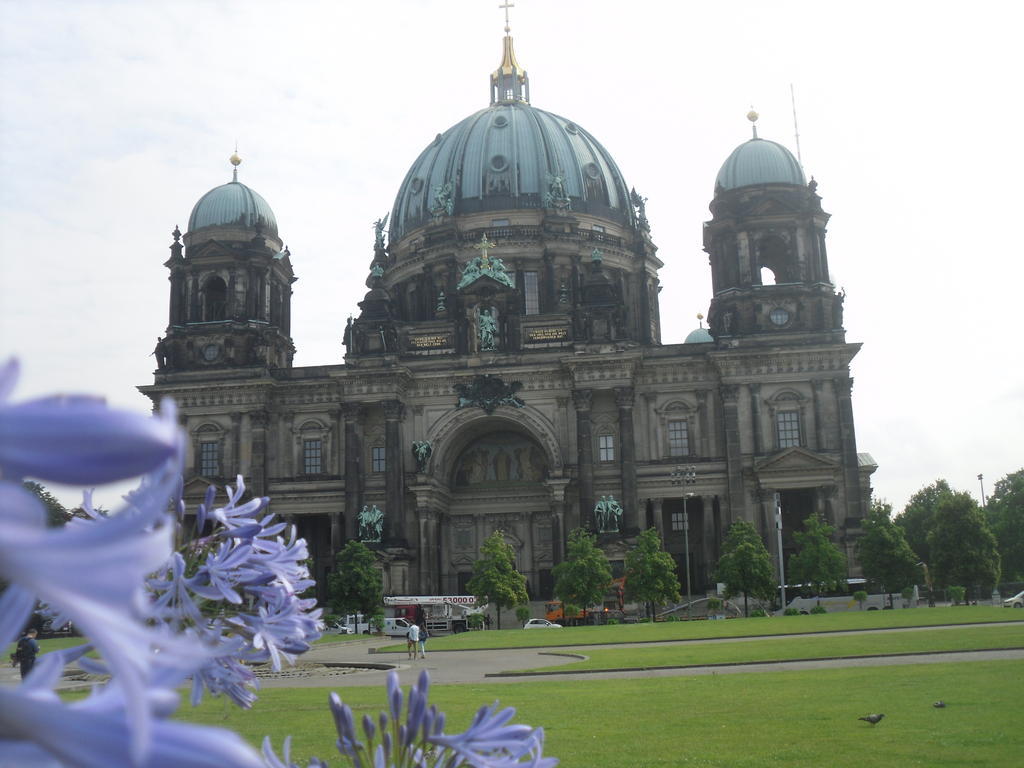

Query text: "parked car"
[523, 618, 562, 629]
[1003, 590, 1024, 608]
[326, 621, 354, 634]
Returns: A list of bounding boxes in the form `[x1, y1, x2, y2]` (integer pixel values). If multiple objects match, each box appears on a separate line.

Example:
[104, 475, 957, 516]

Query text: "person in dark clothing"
[16, 629, 39, 679]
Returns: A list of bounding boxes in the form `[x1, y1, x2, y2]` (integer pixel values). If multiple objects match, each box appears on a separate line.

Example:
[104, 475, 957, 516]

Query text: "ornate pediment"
[454, 374, 525, 414]
[756, 447, 839, 473]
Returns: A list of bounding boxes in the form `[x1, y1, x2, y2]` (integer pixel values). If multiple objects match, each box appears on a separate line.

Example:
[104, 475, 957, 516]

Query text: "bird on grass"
[933, 701, 946, 708]
[858, 713, 885, 725]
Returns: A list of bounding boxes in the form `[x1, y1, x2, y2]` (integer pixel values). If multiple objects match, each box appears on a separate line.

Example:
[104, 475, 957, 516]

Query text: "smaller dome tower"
[154, 154, 296, 373]
[703, 112, 844, 343]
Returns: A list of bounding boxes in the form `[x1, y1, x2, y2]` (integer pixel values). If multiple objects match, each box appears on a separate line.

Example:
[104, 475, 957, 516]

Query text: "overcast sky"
[1, 0, 1020, 511]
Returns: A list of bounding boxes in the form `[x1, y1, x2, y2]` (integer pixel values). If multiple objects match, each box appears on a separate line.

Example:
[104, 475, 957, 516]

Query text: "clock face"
[202, 343, 220, 361]
[769, 307, 790, 326]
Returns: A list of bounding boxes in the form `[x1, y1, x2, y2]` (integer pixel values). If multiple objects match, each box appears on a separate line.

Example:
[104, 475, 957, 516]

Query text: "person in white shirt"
[407, 623, 420, 660]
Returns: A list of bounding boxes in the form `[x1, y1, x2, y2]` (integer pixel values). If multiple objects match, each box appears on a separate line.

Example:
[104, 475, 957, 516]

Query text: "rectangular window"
[592, 224, 605, 233]
[777, 411, 801, 448]
[523, 271, 540, 315]
[303, 439, 322, 475]
[670, 511, 685, 531]
[371, 446, 386, 473]
[490, 218, 510, 227]
[668, 419, 689, 457]
[199, 442, 219, 477]
[598, 434, 615, 462]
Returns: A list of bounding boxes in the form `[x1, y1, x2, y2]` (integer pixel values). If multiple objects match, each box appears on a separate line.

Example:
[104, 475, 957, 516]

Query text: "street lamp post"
[671, 465, 697, 618]
[978, 474, 987, 507]
[774, 493, 786, 611]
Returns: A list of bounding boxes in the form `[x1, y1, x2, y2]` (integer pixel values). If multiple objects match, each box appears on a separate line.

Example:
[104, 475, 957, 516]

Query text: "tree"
[788, 514, 847, 597]
[23, 481, 70, 527]
[895, 480, 954, 563]
[857, 499, 921, 603]
[467, 530, 528, 629]
[986, 469, 1024, 581]
[552, 528, 612, 620]
[327, 540, 383, 622]
[624, 528, 681, 620]
[928, 491, 1000, 600]
[715, 520, 775, 617]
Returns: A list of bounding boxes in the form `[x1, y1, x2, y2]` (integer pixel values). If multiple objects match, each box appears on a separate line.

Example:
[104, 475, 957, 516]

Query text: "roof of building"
[389, 35, 633, 243]
[187, 161, 278, 237]
[715, 136, 806, 192]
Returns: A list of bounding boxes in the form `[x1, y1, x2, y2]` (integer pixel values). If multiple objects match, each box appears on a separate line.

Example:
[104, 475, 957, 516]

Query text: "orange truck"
[545, 577, 625, 623]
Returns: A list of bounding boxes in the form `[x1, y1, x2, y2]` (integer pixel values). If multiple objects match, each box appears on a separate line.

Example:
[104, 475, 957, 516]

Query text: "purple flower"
[0, 358, 182, 486]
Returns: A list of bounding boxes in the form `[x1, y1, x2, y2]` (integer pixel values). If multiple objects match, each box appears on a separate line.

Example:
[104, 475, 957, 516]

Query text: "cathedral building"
[140, 29, 875, 602]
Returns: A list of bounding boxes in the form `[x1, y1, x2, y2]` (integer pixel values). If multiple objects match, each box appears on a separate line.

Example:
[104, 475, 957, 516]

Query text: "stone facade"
[140, 38, 875, 603]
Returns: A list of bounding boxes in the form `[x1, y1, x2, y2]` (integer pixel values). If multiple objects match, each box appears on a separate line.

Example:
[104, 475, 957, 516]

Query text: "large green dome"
[715, 137, 805, 192]
[187, 178, 278, 237]
[389, 101, 634, 243]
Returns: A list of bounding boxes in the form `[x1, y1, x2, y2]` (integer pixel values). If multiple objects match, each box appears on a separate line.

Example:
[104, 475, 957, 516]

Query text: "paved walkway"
[6, 623, 1021, 692]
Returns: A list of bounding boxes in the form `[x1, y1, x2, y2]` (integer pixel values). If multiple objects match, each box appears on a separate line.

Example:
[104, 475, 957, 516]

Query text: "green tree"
[624, 528, 681, 620]
[985, 469, 1024, 581]
[23, 481, 70, 527]
[928, 491, 1000, 600]
[327, 540, 383, 621]
[857, 499, 921, 603]
[715, 520, 775, 617]
[895, 479, 954, 563]
[788, 514, 847, 597]
[552, 528, 612, 620]
[467, 530, 528, 629]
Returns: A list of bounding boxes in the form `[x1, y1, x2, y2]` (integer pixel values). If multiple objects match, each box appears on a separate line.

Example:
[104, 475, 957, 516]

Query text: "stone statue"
[370, 263, 385, 279]
[543, 170, 569, 209]
[358, 504, 384, 543]
[431, 181, 454, 217]
[373, 213, 389, 250]
[412, 440, 433, 472]
[591, 248, 603, 264]
[478, 308, 498, 351]
[595, 495, 623, 533]
[630, 187, 650, 230]
[152, 337, 170, 370]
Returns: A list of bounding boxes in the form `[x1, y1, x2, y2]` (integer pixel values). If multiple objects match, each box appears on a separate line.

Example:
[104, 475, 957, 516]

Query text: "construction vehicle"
[383, 595, 480, 635]
[545, 577, 626, 624]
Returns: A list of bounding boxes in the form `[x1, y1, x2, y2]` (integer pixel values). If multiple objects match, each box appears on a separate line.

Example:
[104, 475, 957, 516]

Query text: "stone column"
[383, 400, 406, 546]
[615, 386, 638, 534]
[697, 389, 710, 457]
[230, 412, 242, 479]
[572, 389, 595, 530]
[249, 410, 268, 496]
[651, 498, 665, 539]
[833, 377, 863, 521]
[342, 403, 364, 547]
[720, 385, 744, 528]
[329, 408, 342, 475]
[188, 272, 200, 321]
[749, 384, 763, 456]
[812, 379, 825, 451]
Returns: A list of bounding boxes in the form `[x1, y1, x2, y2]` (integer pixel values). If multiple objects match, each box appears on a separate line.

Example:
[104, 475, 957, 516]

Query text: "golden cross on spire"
[499, 1, 514, 33]
[474, 233, 497, 264]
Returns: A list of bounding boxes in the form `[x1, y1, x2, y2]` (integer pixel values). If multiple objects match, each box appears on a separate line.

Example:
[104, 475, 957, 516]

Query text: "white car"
[523, 618, 562, 629]
[1003, 590, 1024, 608]
[326, 621, 354, 634]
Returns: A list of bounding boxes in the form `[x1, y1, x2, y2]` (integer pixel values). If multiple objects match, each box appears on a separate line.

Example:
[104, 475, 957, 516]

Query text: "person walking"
[417, 623, 428, 659]
[406, 622, 420, 660]
[15, 628, 39, 679]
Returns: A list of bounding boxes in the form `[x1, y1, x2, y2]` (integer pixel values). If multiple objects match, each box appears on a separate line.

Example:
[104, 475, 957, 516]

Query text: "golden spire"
[747, 108, 759, 139]
[229, 145, 242, 181]
[490, 1, 529, 104]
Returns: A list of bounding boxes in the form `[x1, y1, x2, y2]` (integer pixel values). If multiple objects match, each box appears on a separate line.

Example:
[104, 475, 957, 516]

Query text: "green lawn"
[374, 607, 1022, 652]
[514, 623, 1024, 673]
[176, 660, 1024, 767]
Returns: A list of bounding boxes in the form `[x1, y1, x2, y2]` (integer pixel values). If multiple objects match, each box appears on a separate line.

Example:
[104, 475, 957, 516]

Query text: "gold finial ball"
[747, 109, 759, 123]
[229, 152, 242, 167]
[696, 312, 704, 320]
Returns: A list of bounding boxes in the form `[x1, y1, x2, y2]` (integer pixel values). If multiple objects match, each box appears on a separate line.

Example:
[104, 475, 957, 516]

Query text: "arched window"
[757, 236, 794, 284]
[203, 276, 228, 321]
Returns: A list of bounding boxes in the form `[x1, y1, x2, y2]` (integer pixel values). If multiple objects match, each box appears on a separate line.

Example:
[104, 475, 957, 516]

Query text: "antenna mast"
[790, 83, 803, 166]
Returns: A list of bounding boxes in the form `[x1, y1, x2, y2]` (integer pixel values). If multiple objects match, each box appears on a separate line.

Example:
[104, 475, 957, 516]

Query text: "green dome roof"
[390, 101, 634, 242]
[188, 179, 278, 237]
[715, 137, 805, 192]
[684, 327, 713, 344]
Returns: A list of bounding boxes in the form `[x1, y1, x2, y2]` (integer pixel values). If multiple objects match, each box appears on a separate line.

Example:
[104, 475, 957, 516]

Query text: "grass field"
[374, 606, 1023, 652]
[176, 660, 1024, 767]
[515, 623, 1024, 673]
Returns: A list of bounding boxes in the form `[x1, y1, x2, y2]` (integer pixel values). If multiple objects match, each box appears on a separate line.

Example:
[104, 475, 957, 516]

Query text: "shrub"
[606, 618, 619, 625]
[809, 605, 828, 614]
[901, 586, 915, 602]
[706, 598, 722, 612]
[784, 608, 801, 616]
[515, 605, 531, 624]
[749, 609, 768, 617]
[467, 613, 484, 629]
[949, 585, 966, 605]
[665, 615, 679, 622]
[853, 590, 868, 609]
